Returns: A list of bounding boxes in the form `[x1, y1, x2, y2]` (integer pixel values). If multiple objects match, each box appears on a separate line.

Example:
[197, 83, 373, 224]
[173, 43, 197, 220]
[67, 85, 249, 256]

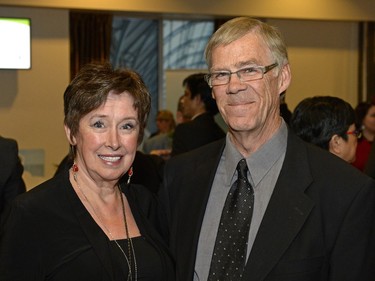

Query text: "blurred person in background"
[290, 96, 359, 163]
[0, 136, 26, 219]
[143, 110, 176, 158]
[175, 94, 192, 125]
[148, 110, 176, 138]
[171, 73, 225, 156]
[352, 100, 375, 171]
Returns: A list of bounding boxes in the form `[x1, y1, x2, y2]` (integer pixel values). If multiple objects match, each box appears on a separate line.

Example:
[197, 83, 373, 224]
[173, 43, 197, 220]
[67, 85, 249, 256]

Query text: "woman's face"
[156, 116, 172, 134]
[65, 91, 139, 184]
[363, 105, 375, 135]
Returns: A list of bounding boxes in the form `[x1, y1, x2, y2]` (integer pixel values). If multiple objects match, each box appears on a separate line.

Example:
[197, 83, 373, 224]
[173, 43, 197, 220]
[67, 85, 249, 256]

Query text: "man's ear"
[328, 134, 342, 155]
[193, 94, 205, 109]
[193, 94, 202, 103]
[279, 63, 292, 94]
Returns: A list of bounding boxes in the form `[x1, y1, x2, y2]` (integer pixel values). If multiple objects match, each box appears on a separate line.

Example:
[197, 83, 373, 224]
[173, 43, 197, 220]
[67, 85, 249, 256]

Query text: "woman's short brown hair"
[64, 62, 151, 151]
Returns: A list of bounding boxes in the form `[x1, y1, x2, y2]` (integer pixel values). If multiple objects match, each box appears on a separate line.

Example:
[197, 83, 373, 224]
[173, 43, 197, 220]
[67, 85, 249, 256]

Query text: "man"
[176, 94, 192, 125]
[160, 17, 375, 281]
[290, 96, 359, 163]
[171, 73, 225, 156]
[0, 136, 26, 217]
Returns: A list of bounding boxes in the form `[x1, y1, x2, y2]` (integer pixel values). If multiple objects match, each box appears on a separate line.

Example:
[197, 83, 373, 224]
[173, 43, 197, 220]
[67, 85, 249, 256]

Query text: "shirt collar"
[223, 121, 288, 187]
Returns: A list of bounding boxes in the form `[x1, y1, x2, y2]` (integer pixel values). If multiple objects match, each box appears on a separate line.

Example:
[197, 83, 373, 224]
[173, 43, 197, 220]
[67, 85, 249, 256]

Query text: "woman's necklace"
[72, 168, 137, 281]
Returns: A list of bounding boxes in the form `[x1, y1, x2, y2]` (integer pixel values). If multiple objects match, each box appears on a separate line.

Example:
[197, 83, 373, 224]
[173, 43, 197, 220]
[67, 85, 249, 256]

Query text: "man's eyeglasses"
[346, 130, 362, 139]
[204, 63, 278, 87]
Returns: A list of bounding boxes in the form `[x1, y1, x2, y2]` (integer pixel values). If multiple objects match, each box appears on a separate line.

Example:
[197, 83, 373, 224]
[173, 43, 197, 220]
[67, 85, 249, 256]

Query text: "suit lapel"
[242, 133, 315, 281]
[174, 140, 225, 279]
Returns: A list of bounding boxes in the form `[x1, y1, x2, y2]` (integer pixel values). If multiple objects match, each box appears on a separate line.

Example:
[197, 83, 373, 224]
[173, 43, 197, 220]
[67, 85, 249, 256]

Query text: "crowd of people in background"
[1, 16, 375, 281]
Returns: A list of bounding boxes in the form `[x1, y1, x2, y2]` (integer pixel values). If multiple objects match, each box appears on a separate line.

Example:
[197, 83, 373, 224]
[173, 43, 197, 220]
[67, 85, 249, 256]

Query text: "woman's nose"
[106, 128, 120, 150]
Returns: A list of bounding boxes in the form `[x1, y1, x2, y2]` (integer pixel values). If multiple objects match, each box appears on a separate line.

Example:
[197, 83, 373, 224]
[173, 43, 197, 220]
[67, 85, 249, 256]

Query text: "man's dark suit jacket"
[0, 136, 25, 215]
[171, 112, 225, 156]
[161, 130, 375, 281]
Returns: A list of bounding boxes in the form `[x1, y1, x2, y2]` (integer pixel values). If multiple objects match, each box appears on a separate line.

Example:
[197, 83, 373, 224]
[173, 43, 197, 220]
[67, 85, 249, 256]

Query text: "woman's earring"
[127, 166, 133, 185]
[72, 163, 79, 173]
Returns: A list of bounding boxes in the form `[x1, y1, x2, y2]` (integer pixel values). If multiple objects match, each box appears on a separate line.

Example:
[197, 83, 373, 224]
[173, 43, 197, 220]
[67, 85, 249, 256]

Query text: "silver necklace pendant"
[72, 168, 138, 280]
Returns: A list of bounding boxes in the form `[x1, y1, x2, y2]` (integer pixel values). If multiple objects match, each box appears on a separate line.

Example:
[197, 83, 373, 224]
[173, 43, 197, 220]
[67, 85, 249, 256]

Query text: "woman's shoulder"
[16, 171, 68, 207]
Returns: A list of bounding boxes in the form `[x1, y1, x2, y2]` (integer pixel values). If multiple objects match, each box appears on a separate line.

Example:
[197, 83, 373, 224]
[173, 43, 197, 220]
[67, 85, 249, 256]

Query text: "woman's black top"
[0, 170, 175, 280]
[109, 236, 163, 280]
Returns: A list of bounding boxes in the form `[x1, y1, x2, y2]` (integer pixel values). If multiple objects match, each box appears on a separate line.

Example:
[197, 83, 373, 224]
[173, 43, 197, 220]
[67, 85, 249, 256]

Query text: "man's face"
[210, 32, 290, 137]
[363, 105, 375, 135]
[182, 85, 198, 117]
[340, 123, 358, 163]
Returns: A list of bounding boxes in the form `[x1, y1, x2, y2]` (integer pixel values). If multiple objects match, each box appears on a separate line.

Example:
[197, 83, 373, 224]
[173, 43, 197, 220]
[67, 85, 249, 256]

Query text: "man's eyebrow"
[211, 60, 260, 72]
[235, 60, 259, 68]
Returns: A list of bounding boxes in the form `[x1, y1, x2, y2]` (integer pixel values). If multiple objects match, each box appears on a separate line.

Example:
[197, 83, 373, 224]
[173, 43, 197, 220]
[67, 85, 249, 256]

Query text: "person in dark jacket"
[171, 73, 225, 156]
[290, 96, 359, 163]
[160, 17, 375, 281]
[0, 63, 175, 281]
[0, 136, 26, 217]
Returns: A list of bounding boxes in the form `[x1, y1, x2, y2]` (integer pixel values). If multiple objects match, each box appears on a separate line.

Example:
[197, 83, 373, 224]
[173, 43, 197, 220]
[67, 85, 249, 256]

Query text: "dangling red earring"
[72, 163, 79, 173]
[127, 166, 133, 185]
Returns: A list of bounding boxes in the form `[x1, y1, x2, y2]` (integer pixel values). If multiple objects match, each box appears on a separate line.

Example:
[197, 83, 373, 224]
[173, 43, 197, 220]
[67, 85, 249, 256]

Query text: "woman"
[149, 110, 176, 138]
[352, 101, 375, 171]
[0, 63, 175, 280]
[142, 110, 176, 157]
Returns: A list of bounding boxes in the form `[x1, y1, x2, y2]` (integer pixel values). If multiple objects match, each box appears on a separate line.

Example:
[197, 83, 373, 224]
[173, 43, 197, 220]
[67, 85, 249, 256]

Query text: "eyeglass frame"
[346, 129, 362, 139]
[204, 62, 279, 87]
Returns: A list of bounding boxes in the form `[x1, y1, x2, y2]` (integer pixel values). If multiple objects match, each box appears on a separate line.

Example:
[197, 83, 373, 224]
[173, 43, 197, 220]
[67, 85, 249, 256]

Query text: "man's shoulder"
[0, 136, 17, 149]
[195, 113, 220, 125]
[290, 134, 374, 187]
[0, 137, 20, 168]
[174, 121, 192, 133]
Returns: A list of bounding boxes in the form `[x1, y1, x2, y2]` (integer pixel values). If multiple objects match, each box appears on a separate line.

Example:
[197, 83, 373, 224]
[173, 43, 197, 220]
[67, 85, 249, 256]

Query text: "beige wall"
[0, 5, 361, 188]
[269, 19, 359, 110]
[164, 20, 359, 113]
[1, 0, 375, 21]
[0, 7, 70, 189]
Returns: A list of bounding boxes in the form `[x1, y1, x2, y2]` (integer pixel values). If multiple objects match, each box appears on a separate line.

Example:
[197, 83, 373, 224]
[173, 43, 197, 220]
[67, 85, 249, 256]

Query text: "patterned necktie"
[208, 158, 254, 281]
